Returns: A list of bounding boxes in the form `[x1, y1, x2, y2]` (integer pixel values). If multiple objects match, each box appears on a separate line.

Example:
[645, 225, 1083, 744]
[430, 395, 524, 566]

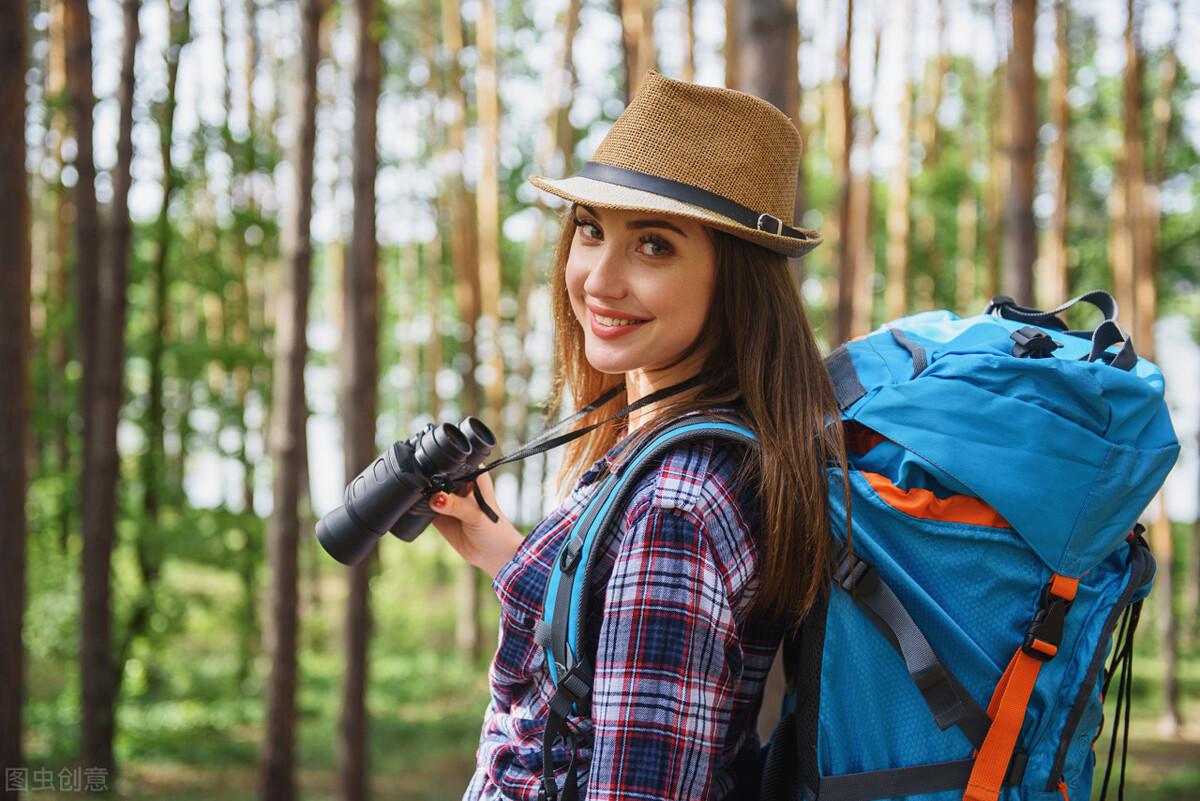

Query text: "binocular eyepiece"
[315, 417, 497, 565]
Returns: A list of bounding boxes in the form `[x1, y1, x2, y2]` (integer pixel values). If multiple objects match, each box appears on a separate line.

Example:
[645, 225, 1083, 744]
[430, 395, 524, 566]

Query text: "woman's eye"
[639, 235, 672, 257]
[574, 217, 600, 239]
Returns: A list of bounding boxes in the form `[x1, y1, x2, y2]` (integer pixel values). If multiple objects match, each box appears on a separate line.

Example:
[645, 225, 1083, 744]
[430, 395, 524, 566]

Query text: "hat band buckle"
[756, 213, 783, 236]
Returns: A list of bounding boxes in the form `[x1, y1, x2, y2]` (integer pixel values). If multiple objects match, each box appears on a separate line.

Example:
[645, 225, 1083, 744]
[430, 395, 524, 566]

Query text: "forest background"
[1, 0, 1198, 799]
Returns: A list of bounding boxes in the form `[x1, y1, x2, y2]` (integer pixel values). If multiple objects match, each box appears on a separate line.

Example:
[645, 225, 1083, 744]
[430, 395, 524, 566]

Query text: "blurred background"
[0, 0, 1198, 798]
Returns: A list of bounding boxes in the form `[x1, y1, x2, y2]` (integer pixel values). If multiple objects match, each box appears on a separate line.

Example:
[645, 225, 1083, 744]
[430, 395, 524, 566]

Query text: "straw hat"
[528, 69, 822, 257]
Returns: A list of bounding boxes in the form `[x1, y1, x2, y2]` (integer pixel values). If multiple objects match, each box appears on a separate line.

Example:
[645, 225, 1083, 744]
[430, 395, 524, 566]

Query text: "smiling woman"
[429, 68, 851, 801]
[564, 203, 718, 421]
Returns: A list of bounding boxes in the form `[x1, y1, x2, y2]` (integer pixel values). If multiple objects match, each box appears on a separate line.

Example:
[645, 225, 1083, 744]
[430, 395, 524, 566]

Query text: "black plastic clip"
[1010, 327, 1062, 359]
[834, 550, 879, 597]
[1022, 581, 1073, 662]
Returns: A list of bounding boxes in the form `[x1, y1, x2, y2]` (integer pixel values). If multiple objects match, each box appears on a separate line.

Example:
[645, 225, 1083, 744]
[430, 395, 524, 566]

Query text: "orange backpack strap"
[963, 574, 1079, 801]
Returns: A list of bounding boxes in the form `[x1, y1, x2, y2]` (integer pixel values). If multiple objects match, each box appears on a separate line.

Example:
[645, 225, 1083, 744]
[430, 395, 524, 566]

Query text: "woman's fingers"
[431, 473, 498, 523]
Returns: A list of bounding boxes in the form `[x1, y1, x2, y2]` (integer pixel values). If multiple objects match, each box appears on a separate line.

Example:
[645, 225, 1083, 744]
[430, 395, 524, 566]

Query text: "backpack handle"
[985, 290, 1138, 371]
[983, 290, 1118, 331]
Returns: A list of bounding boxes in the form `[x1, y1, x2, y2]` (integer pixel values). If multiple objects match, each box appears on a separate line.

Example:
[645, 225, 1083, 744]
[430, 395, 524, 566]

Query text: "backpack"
[534, 290, 1181, 801]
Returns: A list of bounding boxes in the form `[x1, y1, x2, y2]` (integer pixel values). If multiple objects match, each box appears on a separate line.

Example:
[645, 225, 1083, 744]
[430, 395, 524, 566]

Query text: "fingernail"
[431, 493, 445, 508]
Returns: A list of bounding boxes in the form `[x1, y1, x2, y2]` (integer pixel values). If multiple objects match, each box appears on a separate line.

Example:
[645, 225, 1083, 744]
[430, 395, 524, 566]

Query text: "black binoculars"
[314, 417, 497, 565]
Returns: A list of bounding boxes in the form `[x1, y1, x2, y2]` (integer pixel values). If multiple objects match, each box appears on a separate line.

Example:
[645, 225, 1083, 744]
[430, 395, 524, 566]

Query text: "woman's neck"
[624, 352, 708, 435]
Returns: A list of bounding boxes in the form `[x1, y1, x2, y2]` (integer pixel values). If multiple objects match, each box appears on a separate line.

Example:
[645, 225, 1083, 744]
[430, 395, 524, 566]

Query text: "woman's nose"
[582, 241, 628, 299]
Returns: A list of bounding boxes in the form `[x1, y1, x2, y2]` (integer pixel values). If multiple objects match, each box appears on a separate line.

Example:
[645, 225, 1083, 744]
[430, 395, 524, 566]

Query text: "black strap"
[540, 689, 582, 801]
[984, 290, 1118, 330]
[825, 345, 866, 411]
[1085, 320, 1138, 371]
[577, 161, 818, 243]
[816, 752, 1027, 801]
[451, 374, 706, 489]
[834, 549, 990, 748]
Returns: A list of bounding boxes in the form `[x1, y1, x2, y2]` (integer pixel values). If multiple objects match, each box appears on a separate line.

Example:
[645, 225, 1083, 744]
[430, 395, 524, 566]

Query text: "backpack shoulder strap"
[534, 416, 758, 801]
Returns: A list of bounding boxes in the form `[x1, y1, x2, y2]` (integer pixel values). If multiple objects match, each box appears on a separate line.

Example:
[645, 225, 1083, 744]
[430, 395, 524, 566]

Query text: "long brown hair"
[542, 206, 852, 628]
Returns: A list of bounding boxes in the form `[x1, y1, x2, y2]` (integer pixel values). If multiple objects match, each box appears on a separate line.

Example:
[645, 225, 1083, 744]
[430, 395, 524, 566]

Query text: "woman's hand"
[429, 471, 524, 579]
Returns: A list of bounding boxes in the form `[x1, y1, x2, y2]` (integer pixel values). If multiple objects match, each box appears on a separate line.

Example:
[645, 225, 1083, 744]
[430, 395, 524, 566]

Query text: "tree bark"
[1043, 0, 1070, 309]
[258, 1, 325, 799]
[441, 0, 484, 661]
[46, 1, 73, 550]
[682, 0, 695, 84]
[983, 7, 1008, 301]
[723, 0, 738, 91]
[0, 0, 30, 793]
[1004, 0, 1036, 305]
[104, 0, 143, 707]
[734, 0, 802, 292]
[834, 0, 855, 341]
[884, 0, 913, 322]
[336, 0, 381, 797]
[477, 0, 504, 432]
[65, 0, 115, 775]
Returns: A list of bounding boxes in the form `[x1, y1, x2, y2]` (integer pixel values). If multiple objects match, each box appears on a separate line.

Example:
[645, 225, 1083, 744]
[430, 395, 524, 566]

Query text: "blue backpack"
[535, 291, 1180, 801]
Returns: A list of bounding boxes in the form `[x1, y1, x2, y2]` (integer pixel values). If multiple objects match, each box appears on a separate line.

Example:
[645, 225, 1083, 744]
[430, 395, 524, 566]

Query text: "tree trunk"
[1004, 0, 1036, 305]
[984, 7, 1008, 302]
[682, 0, 695, 84]
[723, 0, 738, 91]
[884, 0, 913, 321]
[834, 0, 855, 342]
[916, 0, 946, 166]
[46, 1, 73, 550]
[65, 0, 115, 775]
[1043, 0, 1070, 309]
[441, 0, 484, 661]
[0, 0, 30, 794]
[104, 0, 143, 707]
[735, 0, 802, 293]
[336, 0, 381, 797]
[849, 24, 882, 338]
[477, 0, 505, 432]
[954, 61, 979, 315]
[514, 0, 579, 522]
[258, 1, 325, 799]
[1150, 492, 1181, 735]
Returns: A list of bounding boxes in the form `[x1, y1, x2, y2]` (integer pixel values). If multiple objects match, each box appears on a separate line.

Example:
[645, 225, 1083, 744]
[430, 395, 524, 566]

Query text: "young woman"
[430, 70, 850, 801]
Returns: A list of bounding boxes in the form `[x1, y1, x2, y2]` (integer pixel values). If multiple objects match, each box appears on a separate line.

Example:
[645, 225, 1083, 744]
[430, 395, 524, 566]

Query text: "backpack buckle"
[1022, 581, 1074, 662]
[1010, 326, 1062, 359]
[559, 537, 584, 572]
[834, 550, 879, 596]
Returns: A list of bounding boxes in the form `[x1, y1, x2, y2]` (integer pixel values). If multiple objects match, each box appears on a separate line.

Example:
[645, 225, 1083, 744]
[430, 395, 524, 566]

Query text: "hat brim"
[527, 174, 822, 258]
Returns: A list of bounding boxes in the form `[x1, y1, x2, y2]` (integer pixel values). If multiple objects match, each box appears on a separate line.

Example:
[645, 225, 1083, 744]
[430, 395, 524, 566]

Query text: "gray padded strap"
[834, 549, 990, 748]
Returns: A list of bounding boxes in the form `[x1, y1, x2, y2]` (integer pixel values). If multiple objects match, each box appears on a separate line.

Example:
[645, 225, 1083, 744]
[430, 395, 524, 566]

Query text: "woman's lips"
[589, 309, 650, 340]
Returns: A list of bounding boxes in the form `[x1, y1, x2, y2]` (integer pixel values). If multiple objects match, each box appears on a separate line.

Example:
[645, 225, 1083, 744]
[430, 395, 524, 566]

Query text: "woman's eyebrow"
[577, 203, 689, 238]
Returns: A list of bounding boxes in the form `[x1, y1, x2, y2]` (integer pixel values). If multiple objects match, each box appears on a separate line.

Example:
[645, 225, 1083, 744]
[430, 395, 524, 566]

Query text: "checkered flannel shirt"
[463, 409, 784, 801]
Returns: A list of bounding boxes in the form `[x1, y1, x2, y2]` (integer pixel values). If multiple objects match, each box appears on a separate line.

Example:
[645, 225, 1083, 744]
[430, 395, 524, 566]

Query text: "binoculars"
[315, 417, 497, 565]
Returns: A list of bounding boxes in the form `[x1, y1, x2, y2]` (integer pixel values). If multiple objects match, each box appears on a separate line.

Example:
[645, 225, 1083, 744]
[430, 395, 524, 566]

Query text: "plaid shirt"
[463, 409, 784, 801]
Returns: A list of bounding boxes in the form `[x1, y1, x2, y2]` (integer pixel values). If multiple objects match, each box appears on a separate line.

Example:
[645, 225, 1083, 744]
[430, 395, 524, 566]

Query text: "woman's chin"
[584, 342, 639, 375]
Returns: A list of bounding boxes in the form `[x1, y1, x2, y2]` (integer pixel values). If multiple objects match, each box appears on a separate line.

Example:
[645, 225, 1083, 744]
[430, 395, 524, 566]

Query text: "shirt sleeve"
[585, 504, 743, 801]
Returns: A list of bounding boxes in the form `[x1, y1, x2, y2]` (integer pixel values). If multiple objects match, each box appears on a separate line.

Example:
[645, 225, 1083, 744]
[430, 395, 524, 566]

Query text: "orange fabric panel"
[861, 471, 1011, 529]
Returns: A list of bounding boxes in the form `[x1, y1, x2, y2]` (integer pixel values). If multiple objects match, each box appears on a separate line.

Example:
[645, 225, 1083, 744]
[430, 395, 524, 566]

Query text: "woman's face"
[565, 203, 718, 379]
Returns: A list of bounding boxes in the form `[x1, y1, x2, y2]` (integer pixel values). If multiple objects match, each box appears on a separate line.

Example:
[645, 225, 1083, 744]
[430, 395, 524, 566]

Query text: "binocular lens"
[416, 423, 472, 475]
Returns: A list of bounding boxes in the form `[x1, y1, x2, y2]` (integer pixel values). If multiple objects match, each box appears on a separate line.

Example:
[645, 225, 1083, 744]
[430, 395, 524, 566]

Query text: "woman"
[430, 70, 850, 801]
